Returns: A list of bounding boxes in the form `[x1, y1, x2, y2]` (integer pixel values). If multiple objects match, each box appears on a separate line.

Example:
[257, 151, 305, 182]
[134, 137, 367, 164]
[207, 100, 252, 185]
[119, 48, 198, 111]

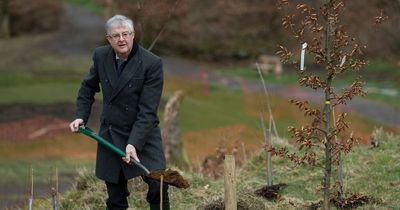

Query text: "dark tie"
[116, 59, 125, 77]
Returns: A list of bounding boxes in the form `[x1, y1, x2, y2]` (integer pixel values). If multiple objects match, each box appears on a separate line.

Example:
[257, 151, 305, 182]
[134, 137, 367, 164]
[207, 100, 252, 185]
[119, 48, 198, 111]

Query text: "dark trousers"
[105, 169, 169, 210]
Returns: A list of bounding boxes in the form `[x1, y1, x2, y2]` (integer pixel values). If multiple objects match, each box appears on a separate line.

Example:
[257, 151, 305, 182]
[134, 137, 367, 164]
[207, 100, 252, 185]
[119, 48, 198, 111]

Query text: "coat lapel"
[104, 48, 118, 89]
[110, 47, 142, 101]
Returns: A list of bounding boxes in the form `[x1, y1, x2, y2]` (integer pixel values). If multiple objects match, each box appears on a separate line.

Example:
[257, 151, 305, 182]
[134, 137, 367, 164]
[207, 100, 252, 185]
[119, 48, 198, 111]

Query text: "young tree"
[272, 0, 380, 209]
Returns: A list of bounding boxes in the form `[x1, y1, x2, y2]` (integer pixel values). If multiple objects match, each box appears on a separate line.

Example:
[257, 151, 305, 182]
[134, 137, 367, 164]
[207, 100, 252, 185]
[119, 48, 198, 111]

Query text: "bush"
[9, 0, 63, 36]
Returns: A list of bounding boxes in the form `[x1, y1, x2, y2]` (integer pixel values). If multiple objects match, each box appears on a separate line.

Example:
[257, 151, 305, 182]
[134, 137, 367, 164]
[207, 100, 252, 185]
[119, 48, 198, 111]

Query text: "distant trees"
[106, 0, 398, 61]
[0, 0, 10, 38]
[0, 0, 62, 37]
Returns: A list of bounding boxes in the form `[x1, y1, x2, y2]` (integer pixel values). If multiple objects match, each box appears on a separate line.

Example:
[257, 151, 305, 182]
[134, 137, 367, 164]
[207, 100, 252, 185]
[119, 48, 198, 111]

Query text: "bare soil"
[254, 183, 287, 201]
[202, 198, 252, 210]
[309, 193, 373, 210]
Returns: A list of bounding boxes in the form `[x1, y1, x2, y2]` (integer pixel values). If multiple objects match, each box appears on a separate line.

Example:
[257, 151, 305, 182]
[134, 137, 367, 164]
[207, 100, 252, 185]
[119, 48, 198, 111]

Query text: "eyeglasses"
[107, 31, 133, 41]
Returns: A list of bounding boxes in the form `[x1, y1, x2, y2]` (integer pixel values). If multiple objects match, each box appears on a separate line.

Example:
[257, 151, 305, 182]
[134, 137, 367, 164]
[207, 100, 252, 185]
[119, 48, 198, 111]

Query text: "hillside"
[22, 129, 400, 210]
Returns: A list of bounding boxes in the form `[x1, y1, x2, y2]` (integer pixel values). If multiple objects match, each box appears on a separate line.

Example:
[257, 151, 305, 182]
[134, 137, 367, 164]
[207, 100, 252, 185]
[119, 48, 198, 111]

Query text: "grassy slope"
[21, 129, 399, 210]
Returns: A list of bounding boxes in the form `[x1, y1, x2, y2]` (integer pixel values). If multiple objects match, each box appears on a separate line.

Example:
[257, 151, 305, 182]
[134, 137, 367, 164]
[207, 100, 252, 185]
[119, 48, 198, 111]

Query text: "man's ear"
[106, 37, 112, 44]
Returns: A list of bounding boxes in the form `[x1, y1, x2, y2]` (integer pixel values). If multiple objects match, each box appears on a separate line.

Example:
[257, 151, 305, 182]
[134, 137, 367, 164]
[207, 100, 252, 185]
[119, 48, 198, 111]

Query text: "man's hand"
[123, 144, 140, 164]
[69, 118, 84, 132]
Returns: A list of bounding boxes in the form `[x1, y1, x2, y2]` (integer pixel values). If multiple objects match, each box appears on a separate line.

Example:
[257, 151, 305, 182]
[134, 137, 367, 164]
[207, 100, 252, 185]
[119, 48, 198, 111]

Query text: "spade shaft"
[78, 127, 150, 174]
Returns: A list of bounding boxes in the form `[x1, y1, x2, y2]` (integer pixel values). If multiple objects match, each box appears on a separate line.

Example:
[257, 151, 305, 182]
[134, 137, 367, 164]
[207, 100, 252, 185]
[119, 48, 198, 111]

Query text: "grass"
[213, 60, 400, 108]
[0, 82, 81, 104]
[0, 34, 91, 75]
[17, 129, 399, 209]
[0, 158, 94, 186]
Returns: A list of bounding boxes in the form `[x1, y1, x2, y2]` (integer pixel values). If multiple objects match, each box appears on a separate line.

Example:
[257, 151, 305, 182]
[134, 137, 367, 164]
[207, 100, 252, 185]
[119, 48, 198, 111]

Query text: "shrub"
[9, 0, 63, 36]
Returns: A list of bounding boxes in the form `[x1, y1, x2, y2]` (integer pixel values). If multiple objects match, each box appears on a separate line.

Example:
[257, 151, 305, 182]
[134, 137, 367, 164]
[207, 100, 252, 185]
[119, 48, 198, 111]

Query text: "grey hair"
[105, 15, 134, 35]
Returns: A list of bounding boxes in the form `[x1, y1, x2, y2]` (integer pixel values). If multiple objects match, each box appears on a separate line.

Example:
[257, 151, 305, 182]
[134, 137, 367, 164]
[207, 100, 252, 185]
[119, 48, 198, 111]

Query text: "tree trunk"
[323, 0, 333, 209]
[162, 90, 191, 169]
[104, 0, 114, 20]
[0, 0, 10, 38]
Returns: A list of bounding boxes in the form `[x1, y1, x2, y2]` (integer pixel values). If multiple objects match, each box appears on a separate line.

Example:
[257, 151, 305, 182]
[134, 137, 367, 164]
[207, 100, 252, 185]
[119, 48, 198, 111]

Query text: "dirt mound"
[0, 115, 69, 143]
[202, 198, 251, 210]
[254, 183, 287, 201]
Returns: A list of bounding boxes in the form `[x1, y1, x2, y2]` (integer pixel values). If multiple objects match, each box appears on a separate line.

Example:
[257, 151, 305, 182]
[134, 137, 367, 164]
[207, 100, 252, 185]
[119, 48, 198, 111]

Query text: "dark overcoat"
[75, 43, 166, 184]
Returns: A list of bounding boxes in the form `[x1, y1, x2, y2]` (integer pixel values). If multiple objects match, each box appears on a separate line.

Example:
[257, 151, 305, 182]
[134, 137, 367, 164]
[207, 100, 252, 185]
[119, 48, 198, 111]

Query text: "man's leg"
[142, 176, 170, 210]
[105, 169, 130, 210]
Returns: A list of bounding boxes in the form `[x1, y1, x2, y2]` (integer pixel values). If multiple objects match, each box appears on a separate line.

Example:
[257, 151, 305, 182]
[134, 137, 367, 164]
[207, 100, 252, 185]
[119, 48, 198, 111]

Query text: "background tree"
[0, 0, 10, 38]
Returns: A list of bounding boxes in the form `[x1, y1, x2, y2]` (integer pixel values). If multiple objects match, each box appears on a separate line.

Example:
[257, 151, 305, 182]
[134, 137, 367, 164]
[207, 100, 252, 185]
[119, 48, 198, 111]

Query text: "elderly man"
[69, 14, 169, 210]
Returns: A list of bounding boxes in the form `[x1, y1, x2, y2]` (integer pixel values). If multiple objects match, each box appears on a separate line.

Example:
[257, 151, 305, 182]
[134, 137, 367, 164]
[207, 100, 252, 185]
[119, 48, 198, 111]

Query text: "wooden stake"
[256, 64, 280, 139]
[260, 113, 273, 186]
[224, 155, 236, 210]
[241, 142, 247, 162]
[51, 168, 59, 210]
[29, 166, 33, 210]
[266, 129, 273, 186]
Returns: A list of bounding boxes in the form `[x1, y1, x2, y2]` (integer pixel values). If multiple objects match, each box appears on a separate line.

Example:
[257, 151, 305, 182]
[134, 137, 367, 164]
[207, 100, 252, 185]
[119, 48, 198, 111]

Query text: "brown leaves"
[336, 80, 366, 104]
[290, 100, 322, 119]
[374, 9, 389, 26]
[276, 45, 293, 64]
[268, 146, 317, 166]
[299, 75, 327, 90]
[275, 1, 367, 188]
[282, 14, 296, 29]
[276, 0, 289, 10]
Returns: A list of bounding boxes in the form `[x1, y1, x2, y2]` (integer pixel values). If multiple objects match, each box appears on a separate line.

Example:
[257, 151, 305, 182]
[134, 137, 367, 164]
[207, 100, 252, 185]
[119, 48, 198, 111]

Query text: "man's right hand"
[69, 118, 84, 132]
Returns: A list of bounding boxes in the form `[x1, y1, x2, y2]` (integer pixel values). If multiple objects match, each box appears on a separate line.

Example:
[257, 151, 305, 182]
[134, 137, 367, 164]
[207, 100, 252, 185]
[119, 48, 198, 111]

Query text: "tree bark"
[323, 1, 333, 209]
[162, 90, 190, 169]
[0, 0, 10, 38]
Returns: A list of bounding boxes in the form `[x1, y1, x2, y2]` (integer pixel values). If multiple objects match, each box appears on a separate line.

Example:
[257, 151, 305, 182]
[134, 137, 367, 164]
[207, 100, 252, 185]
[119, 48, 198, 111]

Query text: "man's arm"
[70, 52, 100, 132]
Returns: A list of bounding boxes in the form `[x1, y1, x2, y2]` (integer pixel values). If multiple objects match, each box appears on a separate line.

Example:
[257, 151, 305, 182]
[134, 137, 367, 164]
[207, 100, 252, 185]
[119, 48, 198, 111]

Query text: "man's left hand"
[123, 144, 140, 164]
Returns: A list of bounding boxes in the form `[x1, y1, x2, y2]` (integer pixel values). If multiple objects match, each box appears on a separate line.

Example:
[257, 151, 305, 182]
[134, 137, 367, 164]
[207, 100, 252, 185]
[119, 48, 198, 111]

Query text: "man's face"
[107, 26, 134, 59]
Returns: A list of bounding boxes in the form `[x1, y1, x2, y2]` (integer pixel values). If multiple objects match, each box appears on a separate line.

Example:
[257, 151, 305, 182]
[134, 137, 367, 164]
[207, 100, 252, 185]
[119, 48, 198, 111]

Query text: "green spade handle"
[78, 126, 150, 174]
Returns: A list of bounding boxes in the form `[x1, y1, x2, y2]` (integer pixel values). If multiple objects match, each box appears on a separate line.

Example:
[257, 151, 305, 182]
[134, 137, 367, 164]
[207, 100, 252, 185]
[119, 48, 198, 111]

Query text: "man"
[69, 14, 169, 210]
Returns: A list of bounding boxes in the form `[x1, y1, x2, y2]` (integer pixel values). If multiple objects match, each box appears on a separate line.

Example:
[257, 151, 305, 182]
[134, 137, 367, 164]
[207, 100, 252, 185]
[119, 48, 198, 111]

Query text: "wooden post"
[224, 155, 236, 210]
[261, 112, 273, 186]
[29, 166, 33, 210]
[265, 129, 273, 186]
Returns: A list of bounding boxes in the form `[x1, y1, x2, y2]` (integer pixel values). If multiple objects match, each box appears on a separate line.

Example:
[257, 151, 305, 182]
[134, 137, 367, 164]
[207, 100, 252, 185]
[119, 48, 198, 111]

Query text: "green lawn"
[179, 86, 259, 132]
[213, 60, 400, 109]
[0, 159, 95, 186]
